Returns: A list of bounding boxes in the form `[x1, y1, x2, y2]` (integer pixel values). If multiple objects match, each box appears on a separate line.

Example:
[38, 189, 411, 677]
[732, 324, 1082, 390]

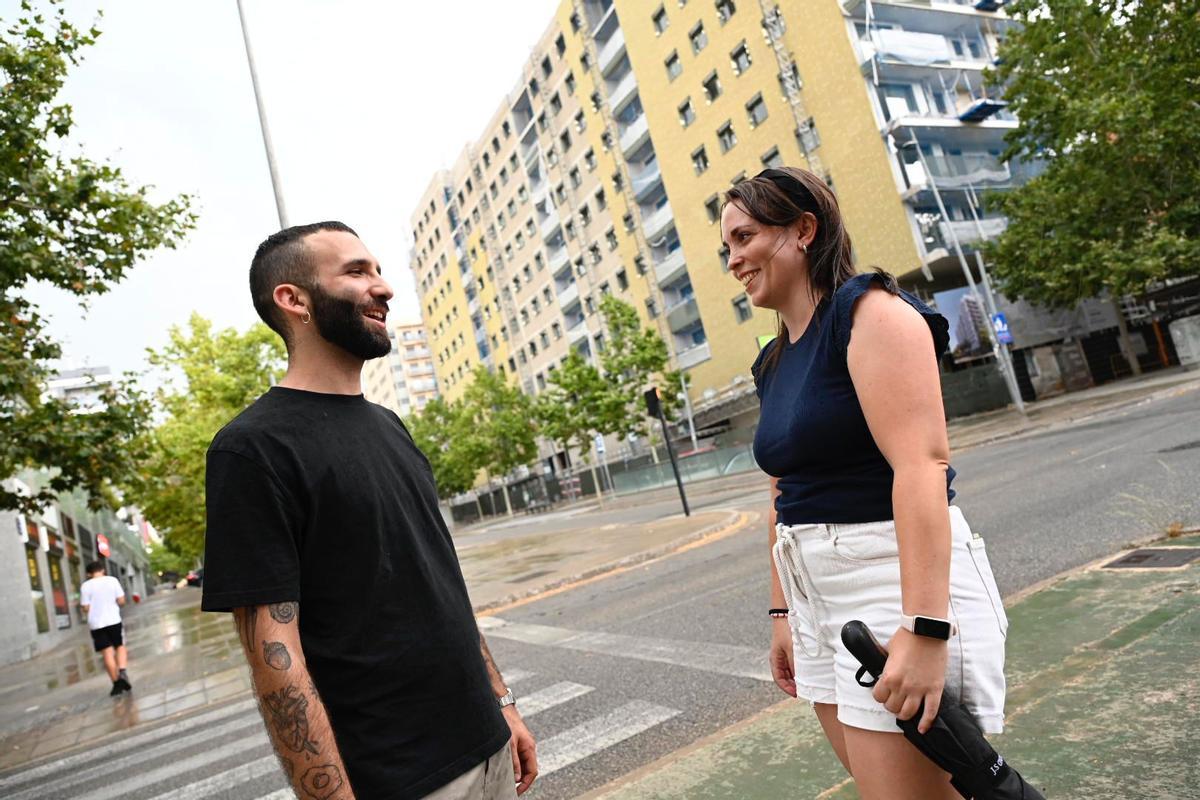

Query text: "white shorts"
[773, 506, 1007, 734]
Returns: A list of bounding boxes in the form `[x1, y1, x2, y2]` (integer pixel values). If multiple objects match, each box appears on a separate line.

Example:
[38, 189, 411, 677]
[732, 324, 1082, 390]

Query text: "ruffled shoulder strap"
[831, 272, 950, 358]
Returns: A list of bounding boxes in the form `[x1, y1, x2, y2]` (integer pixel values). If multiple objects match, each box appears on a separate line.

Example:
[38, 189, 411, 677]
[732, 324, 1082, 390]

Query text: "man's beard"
[308, 284, 391, 360]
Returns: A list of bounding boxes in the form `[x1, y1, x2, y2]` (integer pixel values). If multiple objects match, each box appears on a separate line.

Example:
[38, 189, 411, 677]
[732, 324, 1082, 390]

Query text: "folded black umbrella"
[840, 621, 1045, 800]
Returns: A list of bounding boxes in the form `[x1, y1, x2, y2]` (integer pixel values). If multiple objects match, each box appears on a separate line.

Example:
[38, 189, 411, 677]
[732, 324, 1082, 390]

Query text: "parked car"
[186, 568, 204, 587]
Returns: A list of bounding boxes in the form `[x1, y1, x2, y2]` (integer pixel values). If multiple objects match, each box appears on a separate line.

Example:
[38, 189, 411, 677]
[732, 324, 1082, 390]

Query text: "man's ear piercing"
[301, 311, 311, 325]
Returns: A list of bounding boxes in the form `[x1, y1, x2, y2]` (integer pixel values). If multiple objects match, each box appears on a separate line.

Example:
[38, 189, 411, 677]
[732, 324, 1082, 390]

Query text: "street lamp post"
[236, 0, 289, 229]
[897, 133, 1025, 415]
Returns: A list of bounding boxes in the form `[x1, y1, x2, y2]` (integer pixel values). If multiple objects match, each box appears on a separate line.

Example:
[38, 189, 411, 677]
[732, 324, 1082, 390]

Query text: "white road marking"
[517, 682, 594, 717]
[72, 733, 270, 800]
[0, 697, 257, 792]
[482, 618, 771, 682]
[7, 715, 263, 800]
[500, 667, 535, 686]
[143, 754, 279, 800]
[1077, 443, 1128, 463]
[537, 700, 681, 776]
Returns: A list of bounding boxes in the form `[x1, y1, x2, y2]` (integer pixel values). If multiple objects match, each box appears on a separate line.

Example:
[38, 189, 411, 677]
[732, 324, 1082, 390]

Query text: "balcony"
[860, 29, 995, 81]
[566, 319, 589, 344]
[608, 70, 638, 115]
[539, 209, 561, 239]
[677, 341, 712, 370]
[842, 0, 1016, 33]
[630, 159, 663, 201]
[654, 248, 687, 286]
[666, 296, 701, 332]
[902, 152, 1013, 198]
[641, 201, 675, 242]
[548, 246, 570, 275]
[619, 113, 650, 156]
[408, 364, 436, 377]
[598, 27, 626, 76]
[557, 281, 580, 310]
[920, 215, 1008, 262]
[406, 347, 432, 359]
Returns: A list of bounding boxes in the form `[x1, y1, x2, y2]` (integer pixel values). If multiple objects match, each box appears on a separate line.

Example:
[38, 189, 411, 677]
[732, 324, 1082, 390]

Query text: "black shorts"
[90, 622, 124, 652]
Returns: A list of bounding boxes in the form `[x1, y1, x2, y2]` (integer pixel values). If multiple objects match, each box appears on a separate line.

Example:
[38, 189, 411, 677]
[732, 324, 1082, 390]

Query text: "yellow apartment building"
[409, 0, 1026, 466]
[362, 321, 440, 418]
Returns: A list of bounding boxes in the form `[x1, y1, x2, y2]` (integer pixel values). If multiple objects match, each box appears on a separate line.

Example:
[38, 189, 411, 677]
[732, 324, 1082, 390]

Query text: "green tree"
[407, 396, 478, 501]
[461, 366, 538, 515]
[986, 0, 1200, 306]
[126, 316, 284, 561]
[147, 541, 193, 579]
[1, 2, 196, 515]
[597, 295, 686, 436]
[535, 350, 622, 502]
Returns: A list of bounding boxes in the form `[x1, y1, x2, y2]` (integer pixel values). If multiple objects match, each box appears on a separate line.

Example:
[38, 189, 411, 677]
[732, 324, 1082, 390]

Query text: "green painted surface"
[597, 538, 1200, 799]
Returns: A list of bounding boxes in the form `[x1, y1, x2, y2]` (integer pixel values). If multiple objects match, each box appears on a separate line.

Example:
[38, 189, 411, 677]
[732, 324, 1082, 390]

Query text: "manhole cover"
[1158, 440, 1200, 453]
[1103, 548, 1200, 570]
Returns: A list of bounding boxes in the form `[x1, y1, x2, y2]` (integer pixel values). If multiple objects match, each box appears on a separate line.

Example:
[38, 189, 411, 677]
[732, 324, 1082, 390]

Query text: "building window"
[584, 148, 597, 171]
[550, 92, 563, 115]
[732, 294, 752, 322]
[565, 71, 576, 95]
[623, 212, 636, 232]
[716, 0, 737, 23]
[606, 228, 619, 249]
[731, 42, 752, 75]
[595, 188, 607, 210]
[689, 23, 708, 54]
[665, 51, 682, 81]
[559, 130, 572, 152]
[678, 98, 696, 127]
[797, 117, 821, 153]
[569, 167, 583, 188]
[541, 55, 553, 78]
[703, 71, 722, 102]
[555, 33, 566, 56]
[746, 93, 768, 127]
[574, 111, 586, 133]
[761, 146, 783, 169]
[692, 146, 710, 174]
[704, 194, 721, 223]
[552, 322, 562, 339]
[717, 121, 738, 153]
[652, 6, 669, 34]
[718, 247, 730, 271]
[579, 204, 592, 226]
[616, 268, 629, 290]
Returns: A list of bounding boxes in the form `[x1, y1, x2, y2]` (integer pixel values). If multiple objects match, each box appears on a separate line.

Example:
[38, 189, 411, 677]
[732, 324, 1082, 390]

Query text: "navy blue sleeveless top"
[752, 273, 955, 524]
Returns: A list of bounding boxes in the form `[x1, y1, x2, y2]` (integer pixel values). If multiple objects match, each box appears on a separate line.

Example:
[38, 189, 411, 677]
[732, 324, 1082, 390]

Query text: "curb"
[475, 509, 756, 616]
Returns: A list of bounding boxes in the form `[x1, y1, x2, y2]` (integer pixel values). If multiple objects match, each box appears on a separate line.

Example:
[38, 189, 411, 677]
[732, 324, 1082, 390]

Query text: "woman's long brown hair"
[723, 166, 894, 377]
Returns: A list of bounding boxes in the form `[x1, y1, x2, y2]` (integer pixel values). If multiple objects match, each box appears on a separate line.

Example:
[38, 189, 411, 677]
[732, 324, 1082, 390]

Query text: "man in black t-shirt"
[202, 222, 536, 799]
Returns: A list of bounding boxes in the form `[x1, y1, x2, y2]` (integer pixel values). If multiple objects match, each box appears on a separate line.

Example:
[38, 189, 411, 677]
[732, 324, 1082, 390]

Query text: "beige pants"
[422, 741, 515, 800]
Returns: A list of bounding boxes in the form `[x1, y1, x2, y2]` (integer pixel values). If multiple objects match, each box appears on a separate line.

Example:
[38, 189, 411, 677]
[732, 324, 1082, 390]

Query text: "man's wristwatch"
[498, 688, 516, 709]
[900, 613, 957, 640]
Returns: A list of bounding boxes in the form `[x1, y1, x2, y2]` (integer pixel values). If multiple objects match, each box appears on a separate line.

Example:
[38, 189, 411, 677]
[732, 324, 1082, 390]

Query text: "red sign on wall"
[96, 534, 111, 557]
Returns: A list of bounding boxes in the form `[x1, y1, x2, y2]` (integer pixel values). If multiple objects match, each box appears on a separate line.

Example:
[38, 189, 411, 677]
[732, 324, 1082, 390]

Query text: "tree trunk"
[502, 482, 513, 517]
[589, 460, 604, 508]
[1112, 297, 1143, 377]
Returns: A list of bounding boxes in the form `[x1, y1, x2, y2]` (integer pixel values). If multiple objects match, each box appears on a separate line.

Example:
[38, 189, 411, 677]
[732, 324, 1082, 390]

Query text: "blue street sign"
[992, 313, 1014, 345]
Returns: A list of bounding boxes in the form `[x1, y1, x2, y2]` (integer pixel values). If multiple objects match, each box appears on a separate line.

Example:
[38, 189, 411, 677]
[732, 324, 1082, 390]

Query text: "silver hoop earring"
[800, 243, 809, 254]
[301, 311, 311, 325]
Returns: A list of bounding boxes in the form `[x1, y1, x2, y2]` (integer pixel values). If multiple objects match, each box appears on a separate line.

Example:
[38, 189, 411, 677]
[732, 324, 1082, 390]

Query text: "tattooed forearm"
[233, 605, 258, 654]
[479, 631, 506, 694]
[263, 684, 320, 756]
[263, 641, 292, 670]
[269, 601, 298, 624]
[301, 764, 346, 799]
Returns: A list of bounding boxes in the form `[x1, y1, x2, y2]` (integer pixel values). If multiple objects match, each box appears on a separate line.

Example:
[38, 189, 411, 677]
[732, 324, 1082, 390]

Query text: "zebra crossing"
[0, 667, 680, 799]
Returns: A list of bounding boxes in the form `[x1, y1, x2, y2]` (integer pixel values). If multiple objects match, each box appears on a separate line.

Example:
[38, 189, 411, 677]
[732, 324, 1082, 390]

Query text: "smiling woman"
[722, 167, 1009, 800]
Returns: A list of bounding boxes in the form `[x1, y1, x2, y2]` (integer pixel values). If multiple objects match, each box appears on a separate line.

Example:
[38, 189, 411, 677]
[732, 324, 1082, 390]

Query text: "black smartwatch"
[901, 614, 956, 640]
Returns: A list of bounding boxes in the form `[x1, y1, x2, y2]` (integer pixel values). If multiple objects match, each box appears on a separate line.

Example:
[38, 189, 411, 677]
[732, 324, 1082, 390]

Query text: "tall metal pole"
[680, 372, 698, 452]
[903, 134, 1025, 414]
[237, 0, 289, 229]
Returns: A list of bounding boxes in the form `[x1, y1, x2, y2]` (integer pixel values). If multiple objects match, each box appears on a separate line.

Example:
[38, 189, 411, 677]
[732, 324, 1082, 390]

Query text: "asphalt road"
[3, 389, 1195, 800]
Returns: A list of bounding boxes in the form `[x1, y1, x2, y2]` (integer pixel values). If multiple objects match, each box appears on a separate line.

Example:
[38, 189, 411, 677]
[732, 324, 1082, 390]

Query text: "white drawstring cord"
[773, 525, 824, 658]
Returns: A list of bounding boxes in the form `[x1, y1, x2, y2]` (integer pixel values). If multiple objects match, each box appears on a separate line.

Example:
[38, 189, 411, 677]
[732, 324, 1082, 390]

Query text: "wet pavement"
[582, 533, 1200, 800]
[0, 588, 250, 771]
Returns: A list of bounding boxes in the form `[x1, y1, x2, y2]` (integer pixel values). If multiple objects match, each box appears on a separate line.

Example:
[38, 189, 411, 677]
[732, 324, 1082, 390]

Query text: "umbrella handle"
[841, 620, 888, 686]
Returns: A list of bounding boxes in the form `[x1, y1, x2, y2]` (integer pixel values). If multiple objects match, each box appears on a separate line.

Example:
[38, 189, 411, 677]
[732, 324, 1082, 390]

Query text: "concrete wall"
[941, 363, 1011, 419]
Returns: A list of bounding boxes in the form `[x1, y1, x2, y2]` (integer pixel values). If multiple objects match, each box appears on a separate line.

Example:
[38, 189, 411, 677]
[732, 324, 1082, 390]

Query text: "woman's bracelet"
[768, 608, 789, 619]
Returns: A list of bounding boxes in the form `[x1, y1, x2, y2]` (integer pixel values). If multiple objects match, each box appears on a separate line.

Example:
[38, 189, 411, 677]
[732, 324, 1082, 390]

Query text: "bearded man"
[202, 222, 536, 800]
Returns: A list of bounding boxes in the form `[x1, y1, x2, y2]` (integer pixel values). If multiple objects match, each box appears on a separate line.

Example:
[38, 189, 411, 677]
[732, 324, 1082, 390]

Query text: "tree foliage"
[986, 0, 1200, 306]
[0, 1, 196, 514]
[535, 350, 618, 467]
[406, 396, 480, 500]
[125, 316, 284, 561]
[461, 365, 538, 480]
[597, 294, 685, 433]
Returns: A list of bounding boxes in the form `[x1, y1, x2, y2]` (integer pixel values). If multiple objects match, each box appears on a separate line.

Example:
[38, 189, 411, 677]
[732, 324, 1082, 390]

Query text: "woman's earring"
[800, 243, 809, 254]
[301, 311, 311, 325]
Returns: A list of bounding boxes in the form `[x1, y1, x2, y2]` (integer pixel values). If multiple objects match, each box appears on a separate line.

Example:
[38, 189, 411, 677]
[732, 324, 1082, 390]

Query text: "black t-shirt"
[201, 387, 509, 799]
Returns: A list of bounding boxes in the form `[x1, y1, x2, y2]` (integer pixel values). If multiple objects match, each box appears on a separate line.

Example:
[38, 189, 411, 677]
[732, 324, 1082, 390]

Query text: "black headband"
[754, 168, 816, 210]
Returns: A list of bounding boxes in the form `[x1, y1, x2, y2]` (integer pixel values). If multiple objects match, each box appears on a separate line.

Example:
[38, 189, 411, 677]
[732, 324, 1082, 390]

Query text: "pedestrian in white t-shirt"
[80, 561, 132, 696]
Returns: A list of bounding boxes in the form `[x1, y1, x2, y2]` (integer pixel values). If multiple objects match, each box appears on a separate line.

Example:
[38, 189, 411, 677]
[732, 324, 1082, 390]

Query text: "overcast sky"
[13, 0, 559, 377]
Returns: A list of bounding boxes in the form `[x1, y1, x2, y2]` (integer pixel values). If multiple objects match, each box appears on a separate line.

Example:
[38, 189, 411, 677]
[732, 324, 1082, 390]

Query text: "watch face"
[913, 616, 952, 640]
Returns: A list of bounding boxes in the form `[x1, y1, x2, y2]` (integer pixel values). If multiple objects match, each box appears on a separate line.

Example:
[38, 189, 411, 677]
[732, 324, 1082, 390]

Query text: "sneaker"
[117, 670, 132, 691]
[110, 681, 127, 697]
